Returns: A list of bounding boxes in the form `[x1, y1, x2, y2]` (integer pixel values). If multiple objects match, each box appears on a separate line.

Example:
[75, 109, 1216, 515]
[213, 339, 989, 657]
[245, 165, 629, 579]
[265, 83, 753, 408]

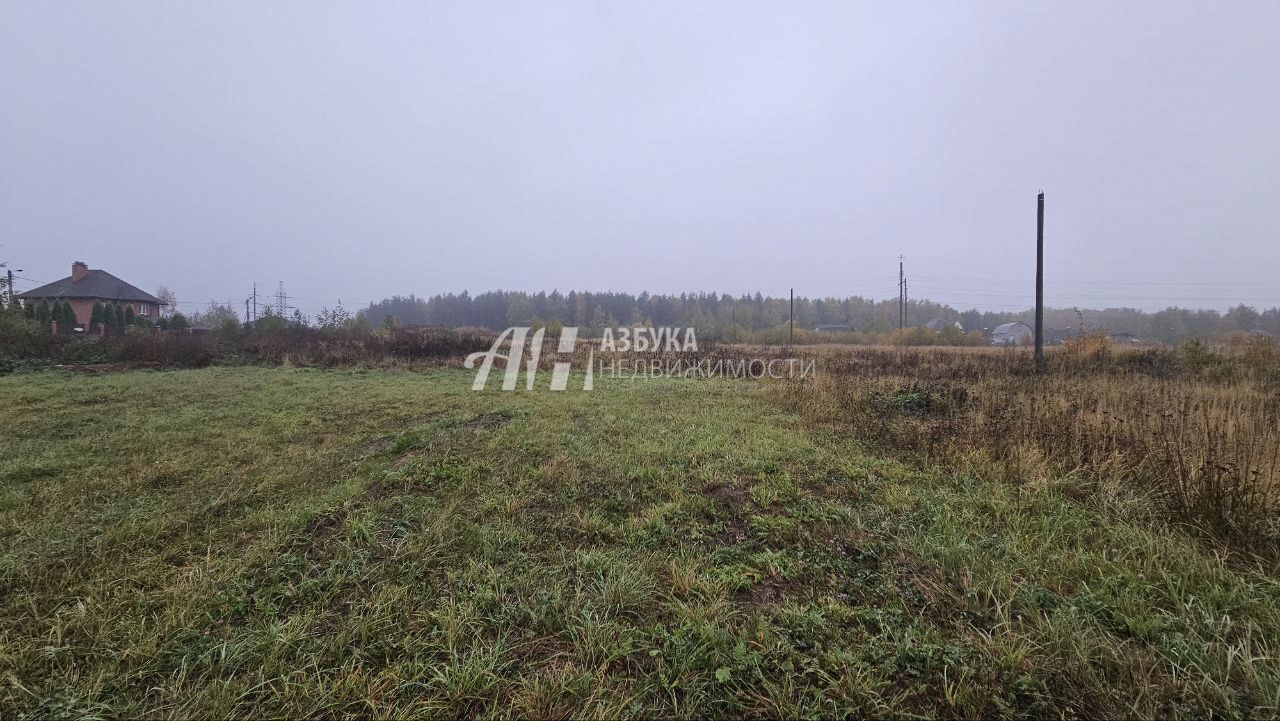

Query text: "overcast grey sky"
[3, 1, 1277, 316]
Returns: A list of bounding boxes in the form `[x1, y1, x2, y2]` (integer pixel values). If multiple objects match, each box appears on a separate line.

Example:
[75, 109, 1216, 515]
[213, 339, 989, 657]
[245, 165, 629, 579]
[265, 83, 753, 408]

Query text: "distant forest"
[359, 291, 1279, 344]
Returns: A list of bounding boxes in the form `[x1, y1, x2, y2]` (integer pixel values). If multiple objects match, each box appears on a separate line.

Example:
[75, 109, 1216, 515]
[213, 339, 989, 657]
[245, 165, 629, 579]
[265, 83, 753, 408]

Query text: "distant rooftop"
[18, 263, 162, 304]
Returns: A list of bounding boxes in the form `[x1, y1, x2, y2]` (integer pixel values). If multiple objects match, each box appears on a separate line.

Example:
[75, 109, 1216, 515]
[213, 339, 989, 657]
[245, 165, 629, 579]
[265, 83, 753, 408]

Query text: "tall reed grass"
[772, 337, 1280, 564]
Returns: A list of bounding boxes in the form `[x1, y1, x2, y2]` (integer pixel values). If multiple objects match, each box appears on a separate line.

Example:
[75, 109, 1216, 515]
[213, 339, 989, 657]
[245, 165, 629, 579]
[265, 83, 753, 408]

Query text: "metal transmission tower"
[275, 282, 287, 317]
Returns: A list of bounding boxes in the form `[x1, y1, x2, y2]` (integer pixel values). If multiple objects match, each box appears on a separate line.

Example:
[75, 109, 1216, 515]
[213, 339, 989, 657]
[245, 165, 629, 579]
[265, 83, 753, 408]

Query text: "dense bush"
[0, 316, 496, 371]
[103, 334, 214, 367]
[0, 312, 65, 362]
[243, 325, 495, 366]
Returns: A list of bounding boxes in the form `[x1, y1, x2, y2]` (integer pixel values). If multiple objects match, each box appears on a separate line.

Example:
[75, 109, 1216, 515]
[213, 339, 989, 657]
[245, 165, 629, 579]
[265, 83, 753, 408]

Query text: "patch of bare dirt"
[704, 482, 760, 545]
[299, 510, 347, 560]
[360, 436, 394, 454]
[392, 449, 428, 468]
[705, 482, 754, 506]
[735, 577, 801, 607]
[464, 410, 514, 430]
[145, 471, 183, 489]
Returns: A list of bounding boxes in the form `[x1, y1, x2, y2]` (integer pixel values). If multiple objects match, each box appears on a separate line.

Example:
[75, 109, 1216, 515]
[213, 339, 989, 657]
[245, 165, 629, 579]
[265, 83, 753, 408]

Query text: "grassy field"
[2, 366, 1279, 718]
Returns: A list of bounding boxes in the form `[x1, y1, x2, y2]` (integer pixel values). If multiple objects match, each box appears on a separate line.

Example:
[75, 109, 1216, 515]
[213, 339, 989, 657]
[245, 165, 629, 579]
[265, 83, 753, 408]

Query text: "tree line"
[359, 290, 1280, 344]
[17, 289, 1279, 345]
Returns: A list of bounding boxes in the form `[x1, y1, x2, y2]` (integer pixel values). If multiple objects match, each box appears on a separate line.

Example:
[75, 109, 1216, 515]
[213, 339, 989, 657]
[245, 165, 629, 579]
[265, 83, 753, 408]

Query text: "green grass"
[1, 367, 1277, 718]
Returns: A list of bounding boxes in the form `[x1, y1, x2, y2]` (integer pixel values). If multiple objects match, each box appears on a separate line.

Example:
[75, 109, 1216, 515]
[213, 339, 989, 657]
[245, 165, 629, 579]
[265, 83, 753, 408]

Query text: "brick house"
[18, 261, 165, 328]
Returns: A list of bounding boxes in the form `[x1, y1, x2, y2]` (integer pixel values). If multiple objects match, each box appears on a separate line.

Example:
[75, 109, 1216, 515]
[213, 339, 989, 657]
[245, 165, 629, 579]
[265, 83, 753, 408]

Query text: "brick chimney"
[72, 261, 89, 282]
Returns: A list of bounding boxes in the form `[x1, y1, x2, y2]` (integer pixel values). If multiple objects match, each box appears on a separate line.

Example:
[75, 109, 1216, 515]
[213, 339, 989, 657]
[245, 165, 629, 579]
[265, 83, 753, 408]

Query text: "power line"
[911, 286, 1280, 303]
[914, 275, 1275, 288]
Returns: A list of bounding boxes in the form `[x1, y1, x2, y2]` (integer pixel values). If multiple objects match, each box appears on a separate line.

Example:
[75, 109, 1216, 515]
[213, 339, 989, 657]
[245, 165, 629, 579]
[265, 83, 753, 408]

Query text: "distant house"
[1043, 327, 1080, 345]
[18, 261, 165, 329]
[813, 324, 852, 333]
[991, 322, 1033, 346]
[924, 318, 963, 332]
[1108, 331, 1141, 344]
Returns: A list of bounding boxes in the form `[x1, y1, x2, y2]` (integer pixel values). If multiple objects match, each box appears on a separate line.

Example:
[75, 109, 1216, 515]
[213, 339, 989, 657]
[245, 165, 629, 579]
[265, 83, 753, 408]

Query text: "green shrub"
[61, 300, 77, 332]
[104, 334, 214, 366]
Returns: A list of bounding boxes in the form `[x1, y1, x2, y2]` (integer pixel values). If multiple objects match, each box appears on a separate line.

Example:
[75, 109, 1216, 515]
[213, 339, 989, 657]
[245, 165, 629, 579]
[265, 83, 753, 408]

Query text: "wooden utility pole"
[898, 256, 905, 329]
[788, 288, 794, 346]
[1035, 191, 1045, 371]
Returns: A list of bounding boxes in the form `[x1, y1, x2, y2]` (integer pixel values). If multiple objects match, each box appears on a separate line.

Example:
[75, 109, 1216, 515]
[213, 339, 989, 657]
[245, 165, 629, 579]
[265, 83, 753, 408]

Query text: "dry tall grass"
[772, 337, 1280, 564]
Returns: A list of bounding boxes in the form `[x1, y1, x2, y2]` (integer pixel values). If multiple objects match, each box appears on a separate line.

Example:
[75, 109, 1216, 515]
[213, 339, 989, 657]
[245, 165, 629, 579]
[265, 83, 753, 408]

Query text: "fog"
[3, 1, 1277, 316]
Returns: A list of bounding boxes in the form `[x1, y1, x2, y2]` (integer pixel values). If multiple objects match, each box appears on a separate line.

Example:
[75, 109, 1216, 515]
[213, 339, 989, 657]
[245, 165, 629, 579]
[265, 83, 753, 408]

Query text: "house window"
[138, 304, 149, 316]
